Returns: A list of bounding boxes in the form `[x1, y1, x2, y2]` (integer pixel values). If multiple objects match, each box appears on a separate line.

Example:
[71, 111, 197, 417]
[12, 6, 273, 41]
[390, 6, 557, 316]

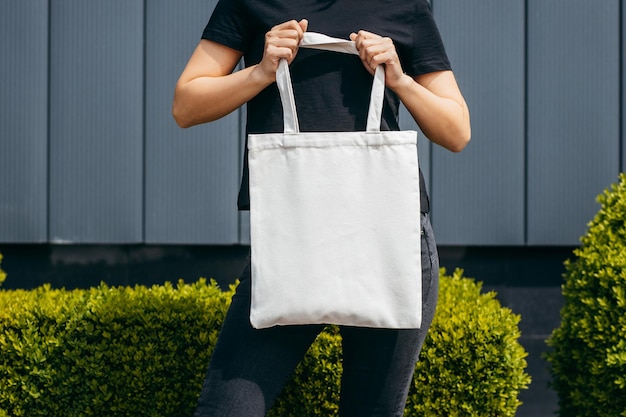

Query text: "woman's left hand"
[349, 30, 408, 90]
[350, 30, 471, 152]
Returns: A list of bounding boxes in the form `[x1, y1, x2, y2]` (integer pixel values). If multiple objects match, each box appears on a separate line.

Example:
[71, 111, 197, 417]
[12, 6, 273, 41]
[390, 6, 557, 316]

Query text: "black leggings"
[194, 213, 440, 417]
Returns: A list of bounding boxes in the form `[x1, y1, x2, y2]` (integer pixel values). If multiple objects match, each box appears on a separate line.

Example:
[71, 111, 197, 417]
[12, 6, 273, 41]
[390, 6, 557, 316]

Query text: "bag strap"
[276, 32, 385, 134]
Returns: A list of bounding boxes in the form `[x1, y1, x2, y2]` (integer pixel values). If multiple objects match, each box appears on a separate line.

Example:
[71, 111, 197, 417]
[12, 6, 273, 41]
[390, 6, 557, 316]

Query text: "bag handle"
[276, 32, 385, 134]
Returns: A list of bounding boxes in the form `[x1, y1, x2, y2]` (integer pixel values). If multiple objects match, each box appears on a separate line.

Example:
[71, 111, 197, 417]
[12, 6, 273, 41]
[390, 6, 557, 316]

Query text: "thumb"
[299, 19, 308, 33]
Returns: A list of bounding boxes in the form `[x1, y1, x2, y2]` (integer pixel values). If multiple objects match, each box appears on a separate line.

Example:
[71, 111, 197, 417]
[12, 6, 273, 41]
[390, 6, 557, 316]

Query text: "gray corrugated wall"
[0, 0, 624, 246]
[431, 0, 623, 245]
[48, 1, 144, 243]
[525, 0, 621, 246]
[0, 1, 49, 243]
[432, 0, 526, 245]
[144, 0, 241, 244]
[623, 0, 626, 183]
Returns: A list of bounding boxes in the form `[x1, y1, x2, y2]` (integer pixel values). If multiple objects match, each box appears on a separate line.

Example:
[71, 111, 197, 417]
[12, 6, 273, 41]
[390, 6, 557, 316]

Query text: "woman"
[173, 1, 470, 415]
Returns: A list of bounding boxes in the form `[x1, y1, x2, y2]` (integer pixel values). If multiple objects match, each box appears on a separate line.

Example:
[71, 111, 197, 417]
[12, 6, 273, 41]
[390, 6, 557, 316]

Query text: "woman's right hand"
[173, 19, 307, 128]
[255, 19, 308, 83]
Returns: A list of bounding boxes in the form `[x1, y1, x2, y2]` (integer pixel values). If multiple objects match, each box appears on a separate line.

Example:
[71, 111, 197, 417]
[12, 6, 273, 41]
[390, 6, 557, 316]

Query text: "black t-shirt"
[202, 0, 451, 211]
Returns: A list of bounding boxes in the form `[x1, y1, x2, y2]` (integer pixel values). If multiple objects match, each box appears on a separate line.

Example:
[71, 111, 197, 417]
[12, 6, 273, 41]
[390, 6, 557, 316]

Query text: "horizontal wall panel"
[0, 1, 48, 243]
[48, 1, 144, 243]
[527, 0, 620, 245]
[144, 0, 241, 244]
[432, 0, 526, 245]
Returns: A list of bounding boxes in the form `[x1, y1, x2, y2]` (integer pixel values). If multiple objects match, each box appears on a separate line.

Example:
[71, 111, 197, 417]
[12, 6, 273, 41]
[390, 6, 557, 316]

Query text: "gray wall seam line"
[142, 0, 148, 244]
[46, 0, 52, 243]
[524, 0, 529, 246]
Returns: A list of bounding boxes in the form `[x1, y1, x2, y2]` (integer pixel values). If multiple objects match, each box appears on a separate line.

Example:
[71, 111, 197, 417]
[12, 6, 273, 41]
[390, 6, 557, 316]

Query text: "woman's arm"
[395, 70, 471, 153]
[172, 19, 308, 128]
[350, 30, 470, 152]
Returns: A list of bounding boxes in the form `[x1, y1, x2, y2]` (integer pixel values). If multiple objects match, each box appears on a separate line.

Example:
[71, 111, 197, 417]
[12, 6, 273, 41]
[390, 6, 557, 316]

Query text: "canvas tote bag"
[248, 32, 422, 329]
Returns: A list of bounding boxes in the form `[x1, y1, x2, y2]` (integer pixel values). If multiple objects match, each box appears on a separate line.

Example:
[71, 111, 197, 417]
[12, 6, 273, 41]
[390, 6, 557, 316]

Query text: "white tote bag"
[248, 33, 422, 329]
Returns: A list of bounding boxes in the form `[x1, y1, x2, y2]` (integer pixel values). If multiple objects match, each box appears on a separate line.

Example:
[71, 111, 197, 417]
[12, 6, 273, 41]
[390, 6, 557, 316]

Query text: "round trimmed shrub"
[546, 173, 626, 417]
[0, 280, 233, 417]
[0, 270, 529, 416]
[406, 268, 530, 416]
[271, 268, 530, 417]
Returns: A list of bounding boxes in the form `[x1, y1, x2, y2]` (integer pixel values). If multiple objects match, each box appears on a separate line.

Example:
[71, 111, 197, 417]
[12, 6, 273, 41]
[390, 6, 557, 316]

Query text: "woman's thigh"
[193, 262, 324, 417]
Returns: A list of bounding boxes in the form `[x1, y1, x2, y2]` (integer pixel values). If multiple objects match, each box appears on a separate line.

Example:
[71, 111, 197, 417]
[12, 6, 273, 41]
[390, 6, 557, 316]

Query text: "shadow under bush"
[0, 269, 529, 416]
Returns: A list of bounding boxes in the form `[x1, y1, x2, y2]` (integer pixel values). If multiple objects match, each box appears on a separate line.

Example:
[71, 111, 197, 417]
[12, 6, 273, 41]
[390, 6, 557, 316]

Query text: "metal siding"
[239, 211, 251, 245]
[0, 1, 49, 243]
[432, 0, 526, 245]
[48, 1, 144, 243]
[2, 1, 624, 247]
[144, 0, 241, 244]
[527, 0, 620, 245]
[623, 1, 626, 173]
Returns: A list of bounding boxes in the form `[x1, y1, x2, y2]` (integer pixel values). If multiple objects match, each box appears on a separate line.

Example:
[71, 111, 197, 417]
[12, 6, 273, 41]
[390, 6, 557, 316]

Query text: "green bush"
[407, 268, 530, 416]
[546, 173, 626, 417]
[0, 270, 529, 416]
[271, 268, 531, 417]
[0, 280, 233, 417]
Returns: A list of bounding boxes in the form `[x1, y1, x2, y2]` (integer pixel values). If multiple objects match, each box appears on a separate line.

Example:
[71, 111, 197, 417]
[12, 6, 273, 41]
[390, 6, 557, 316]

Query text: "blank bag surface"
[248, 33, 422, 329]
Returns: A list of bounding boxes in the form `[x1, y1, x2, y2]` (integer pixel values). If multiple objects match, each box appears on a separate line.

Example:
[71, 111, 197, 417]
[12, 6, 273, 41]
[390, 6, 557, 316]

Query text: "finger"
[369, 50, 395, 67]
[266, 35, 301, 48]
[267, 28, 303, 43]
[359, 36, 394, 52]
[298, 19, 308, 34]
[352, 29, 382, 48]
[350, 31, 399, 75]
[266, 30, 301, 52]
[362, 39, 397, 63]
[264, 45, 298, 64]
[351, 31, 385, 57]
[355, 29, 381, 39]
[272, 20, 306, 41]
